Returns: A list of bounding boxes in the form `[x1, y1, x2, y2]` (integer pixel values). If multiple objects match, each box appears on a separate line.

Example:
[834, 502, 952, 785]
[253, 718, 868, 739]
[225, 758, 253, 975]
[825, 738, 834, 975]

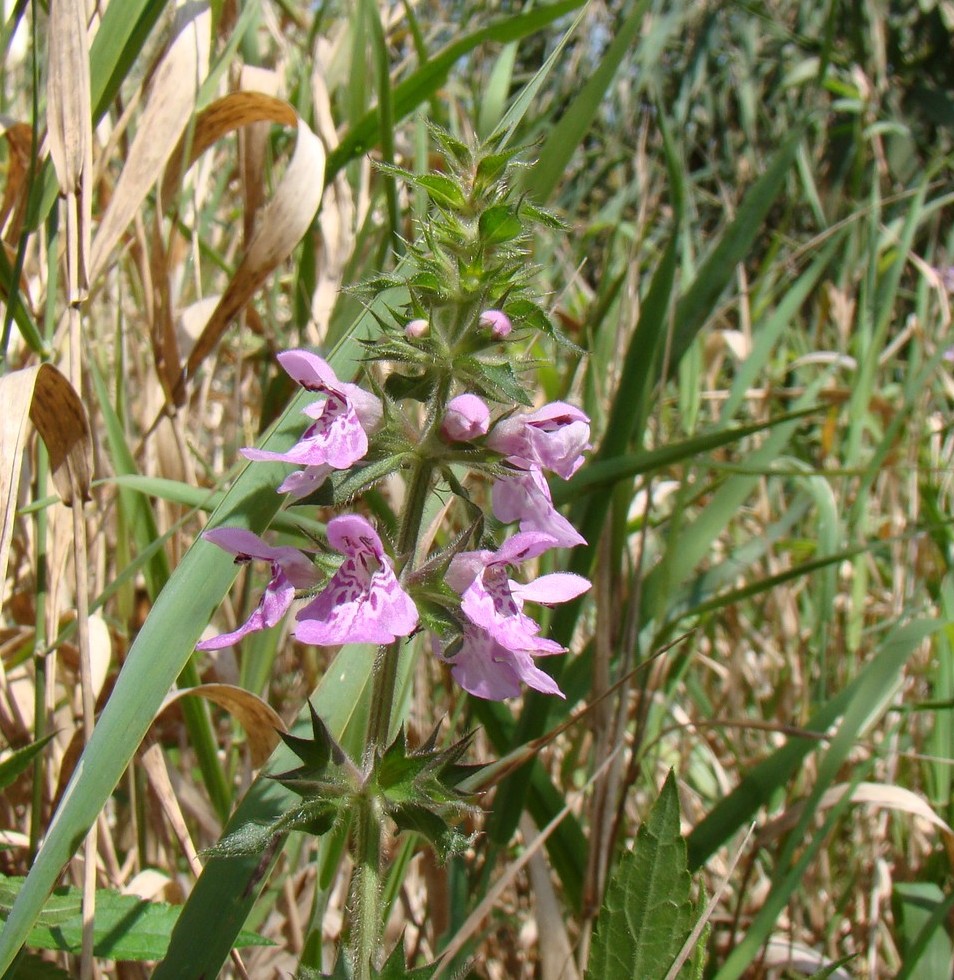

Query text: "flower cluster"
[198, 135, 591, 700]
[198, 350, 590, 699]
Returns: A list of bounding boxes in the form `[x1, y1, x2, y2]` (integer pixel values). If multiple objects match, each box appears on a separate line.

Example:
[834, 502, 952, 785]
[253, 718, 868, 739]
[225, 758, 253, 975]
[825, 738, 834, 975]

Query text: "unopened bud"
[405, 318, 429, 338]
[441, 394, 490, 442]
[479, 309, 512, 339]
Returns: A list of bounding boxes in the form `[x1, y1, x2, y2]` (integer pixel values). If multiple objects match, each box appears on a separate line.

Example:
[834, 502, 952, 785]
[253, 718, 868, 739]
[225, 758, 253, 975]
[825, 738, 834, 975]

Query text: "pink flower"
[487, 401, 590, 479]
[294, 515, 418, 647]
[441, 532, 590, 700]
[441, 394, 490, 442]
[492, 467, 586, 548]
[196, 528, 321, 650]
[479, 309, 511, 339]
[242, 350, 382, 498]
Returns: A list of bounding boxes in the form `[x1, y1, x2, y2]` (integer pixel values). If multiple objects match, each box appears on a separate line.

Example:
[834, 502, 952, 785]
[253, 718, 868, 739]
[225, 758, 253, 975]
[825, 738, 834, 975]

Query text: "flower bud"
[405, 318, 429, 338]
[479, 309, 512, 339]
[441, 394, 490, 442]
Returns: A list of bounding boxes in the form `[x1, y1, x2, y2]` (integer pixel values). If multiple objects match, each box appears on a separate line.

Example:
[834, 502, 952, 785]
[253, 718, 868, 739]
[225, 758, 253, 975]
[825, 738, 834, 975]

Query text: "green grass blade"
[525, 0, 651, 203]
[668, 127, 803, 374]
[324, 0, 586, 181]
[0, 331, 372, 974]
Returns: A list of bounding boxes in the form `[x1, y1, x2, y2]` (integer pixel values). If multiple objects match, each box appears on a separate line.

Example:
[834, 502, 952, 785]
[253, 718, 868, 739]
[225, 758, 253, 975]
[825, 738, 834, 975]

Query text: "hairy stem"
[350, 454, 434, 973]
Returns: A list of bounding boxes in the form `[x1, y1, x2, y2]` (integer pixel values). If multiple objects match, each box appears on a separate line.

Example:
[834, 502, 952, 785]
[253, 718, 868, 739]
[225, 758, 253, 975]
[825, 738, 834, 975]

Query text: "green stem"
[352, 795, 383, 980]
[350, 454, 435, 973]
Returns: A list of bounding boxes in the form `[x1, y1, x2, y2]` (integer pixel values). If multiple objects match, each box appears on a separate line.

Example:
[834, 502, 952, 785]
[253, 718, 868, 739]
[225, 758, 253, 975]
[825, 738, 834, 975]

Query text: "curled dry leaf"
[159, 683, 286, 767]
[819, 781, 954, 865]
[0, 364, 92, 610]
[159, 91, 298, 207]
[88, 2, 211, 281]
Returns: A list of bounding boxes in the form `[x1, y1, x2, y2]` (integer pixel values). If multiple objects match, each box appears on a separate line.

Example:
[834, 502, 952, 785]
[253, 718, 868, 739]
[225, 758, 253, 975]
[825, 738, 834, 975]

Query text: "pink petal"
[512, 572, 591, 606]
[494, 530, 559, 566]
[294, 560, 417, 646]
[508, 649, 565, 697]
[201, 528, 318, 588]
[197, 567, 296, 650]
[487, 401, 591, 479]
[326, 513, 385, 557]
[293, 514, 418, 647]
[492, 469, 586, 548]
[479, 309, 512, 339]
[340, 382, 383, 433]
[445, 628, 523, 700]
[277, 349, 339, 391]
[446, 550, 494, 594]
[277, 464, 333, 499]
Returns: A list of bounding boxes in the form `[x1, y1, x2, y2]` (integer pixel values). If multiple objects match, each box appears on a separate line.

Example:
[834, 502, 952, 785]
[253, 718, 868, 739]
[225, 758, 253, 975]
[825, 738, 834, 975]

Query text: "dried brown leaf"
[0, 364, 92, 612]
[173, 115, 326, 403]
[0, 119, 33, 243]
[159, 90, 298, 208]
[161, 682, 285, 767]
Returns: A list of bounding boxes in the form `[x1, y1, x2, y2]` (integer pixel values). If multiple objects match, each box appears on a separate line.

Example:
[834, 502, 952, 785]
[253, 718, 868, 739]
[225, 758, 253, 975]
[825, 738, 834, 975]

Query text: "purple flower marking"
[487, 401, 590, 479]
[196, 528, 321, 650]
[441, 393, 490, 443]
[242, 350, 382, 498]
[294, 514, 418, 647]
[492, 466, 586, 548]
[441, 531, 590, 700]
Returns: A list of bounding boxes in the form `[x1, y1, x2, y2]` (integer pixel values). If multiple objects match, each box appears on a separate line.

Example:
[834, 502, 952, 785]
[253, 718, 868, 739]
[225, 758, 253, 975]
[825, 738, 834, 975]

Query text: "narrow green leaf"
[669, 128, 803, 374]
[525, 0, 651, 203]
[0, 878, 270, 961]
[325, 0, 587, 180]
[0, 736, 53, 793]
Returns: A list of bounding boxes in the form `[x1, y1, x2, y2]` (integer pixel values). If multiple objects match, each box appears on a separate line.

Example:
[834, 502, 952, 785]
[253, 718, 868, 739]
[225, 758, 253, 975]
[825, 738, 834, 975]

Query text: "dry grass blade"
[0, 367, 42, 613]
[819, 782, 954, 865]
[173, 116, 326, 403]
[160, 682, 286, 767]
[88, 2, 211, 281]
[433, 747, 624, 978]
[45, 0, 92, 298]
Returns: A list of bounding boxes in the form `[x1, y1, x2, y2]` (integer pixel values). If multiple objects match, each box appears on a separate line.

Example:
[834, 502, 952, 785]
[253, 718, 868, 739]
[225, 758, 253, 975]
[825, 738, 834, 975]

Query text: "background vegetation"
[2, 0, 954, 976]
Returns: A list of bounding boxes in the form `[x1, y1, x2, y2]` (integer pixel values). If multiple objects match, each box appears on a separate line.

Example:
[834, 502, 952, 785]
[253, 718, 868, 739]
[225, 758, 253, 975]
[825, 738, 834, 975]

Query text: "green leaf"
[3, 951, 71, 979]
[0, 736, 54, 793]
[458, 356, 533, 406]
[388, 803, 471, 863]
[893, 883, 954, 980]
[669, 127, 803, 374]
[0, 878, 270, 961]
[524, 0, 652, 203]
[478, 205, 522, 244]
[375, 941, 437, 978]
[416, 174, 467, 209]
[586, 772, 698, 980]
